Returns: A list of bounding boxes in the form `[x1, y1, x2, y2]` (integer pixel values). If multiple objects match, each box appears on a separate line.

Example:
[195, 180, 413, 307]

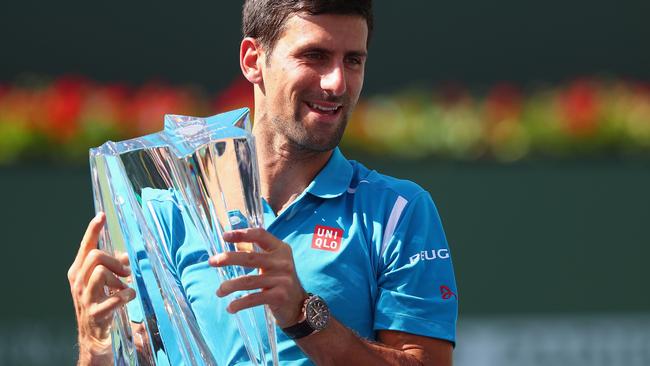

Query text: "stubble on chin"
[272, 113, 348, 154]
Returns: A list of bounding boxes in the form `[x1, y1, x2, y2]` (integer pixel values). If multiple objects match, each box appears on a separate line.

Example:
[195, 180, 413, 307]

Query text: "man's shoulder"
[347, 159, 428, 202]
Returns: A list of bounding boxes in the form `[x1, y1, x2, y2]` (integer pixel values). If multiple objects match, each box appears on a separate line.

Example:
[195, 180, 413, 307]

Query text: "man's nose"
[320, 63, 346, 97]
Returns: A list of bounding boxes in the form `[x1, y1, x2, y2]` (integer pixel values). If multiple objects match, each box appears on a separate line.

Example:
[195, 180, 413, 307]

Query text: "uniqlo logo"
[311, 225, 343, 252]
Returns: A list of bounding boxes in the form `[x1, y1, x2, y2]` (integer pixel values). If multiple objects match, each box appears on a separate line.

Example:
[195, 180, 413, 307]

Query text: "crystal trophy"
[89, 108, 279, 366]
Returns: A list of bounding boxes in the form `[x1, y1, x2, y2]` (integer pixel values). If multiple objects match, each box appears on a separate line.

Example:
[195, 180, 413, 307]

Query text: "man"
[67, 1, 458, 365]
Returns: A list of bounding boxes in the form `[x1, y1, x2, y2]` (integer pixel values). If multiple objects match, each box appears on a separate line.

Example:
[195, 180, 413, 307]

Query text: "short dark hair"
[242, 0, 373, 53]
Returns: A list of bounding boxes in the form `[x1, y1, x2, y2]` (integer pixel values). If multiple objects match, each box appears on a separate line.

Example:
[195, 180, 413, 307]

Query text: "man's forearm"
[294, 317, 423, 366]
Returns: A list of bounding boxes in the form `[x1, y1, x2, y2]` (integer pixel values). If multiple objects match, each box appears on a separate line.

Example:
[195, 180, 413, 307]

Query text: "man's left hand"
[208, 228, 308, 328]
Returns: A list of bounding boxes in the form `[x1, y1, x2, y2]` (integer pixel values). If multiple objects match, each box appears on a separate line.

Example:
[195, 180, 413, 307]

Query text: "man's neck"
[253, 127, 332, 215]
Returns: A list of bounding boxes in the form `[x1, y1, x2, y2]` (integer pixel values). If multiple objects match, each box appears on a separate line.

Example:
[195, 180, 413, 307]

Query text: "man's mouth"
[305, 101, 343, 115]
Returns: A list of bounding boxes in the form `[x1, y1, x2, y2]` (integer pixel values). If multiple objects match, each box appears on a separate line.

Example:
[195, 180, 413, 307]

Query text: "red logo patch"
[311, 225, 343, 252]
[440, 285, 457, 300]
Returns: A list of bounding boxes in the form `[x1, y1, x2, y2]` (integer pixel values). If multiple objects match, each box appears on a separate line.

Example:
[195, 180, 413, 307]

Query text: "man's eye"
[345, 57, 363, 66]
[304, 52, 325, 61]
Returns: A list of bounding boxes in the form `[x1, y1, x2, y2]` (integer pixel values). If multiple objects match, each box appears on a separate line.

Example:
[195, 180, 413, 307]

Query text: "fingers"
[217, 274, 286, 297]
[84, 265, 129, 304]
[116, 252, 130, 267]
[78, 249, 131, 287]
[79, 213, 106, 258]
[69, 213, 106, 281]
[222, 228, 283, 252]
[116, 252, 133, 284]
[209, 250, 282, 270]
[214, 228, 305, 325]
[225, 288, 288, 314]
[68, 214, 137, 357]
[91, 288, 136, 320]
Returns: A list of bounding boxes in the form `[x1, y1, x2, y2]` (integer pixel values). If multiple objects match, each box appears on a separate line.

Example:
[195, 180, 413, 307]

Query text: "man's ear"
[240, 37, 264, 84]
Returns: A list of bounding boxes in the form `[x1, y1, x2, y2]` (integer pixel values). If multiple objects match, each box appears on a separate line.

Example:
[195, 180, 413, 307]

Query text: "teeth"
[308, 102, 340, 112]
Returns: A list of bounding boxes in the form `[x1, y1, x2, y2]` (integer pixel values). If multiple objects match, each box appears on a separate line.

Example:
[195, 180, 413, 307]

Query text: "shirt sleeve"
[141, 187, 186, 280]
[374, 191, 458, 344]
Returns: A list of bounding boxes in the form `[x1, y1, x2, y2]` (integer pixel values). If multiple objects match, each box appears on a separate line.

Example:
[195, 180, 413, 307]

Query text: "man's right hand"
[67, 212, 135, 365]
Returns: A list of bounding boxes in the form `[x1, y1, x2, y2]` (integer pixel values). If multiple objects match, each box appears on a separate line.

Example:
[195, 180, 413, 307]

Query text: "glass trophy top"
[90, 107, 252, 158]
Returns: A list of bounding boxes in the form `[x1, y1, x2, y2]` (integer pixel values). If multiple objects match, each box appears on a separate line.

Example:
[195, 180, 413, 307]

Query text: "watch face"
[306, 297, 330, 331]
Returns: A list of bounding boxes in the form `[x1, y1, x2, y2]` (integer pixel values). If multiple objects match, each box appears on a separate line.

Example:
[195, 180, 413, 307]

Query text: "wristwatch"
[281, 293, 330, 339]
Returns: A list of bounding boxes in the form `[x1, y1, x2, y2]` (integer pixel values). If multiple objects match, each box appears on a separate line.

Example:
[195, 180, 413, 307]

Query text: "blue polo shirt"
[141, 147, 458, 365]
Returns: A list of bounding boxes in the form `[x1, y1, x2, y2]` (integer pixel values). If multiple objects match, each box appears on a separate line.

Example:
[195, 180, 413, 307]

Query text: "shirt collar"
[305, 147, 353, 199]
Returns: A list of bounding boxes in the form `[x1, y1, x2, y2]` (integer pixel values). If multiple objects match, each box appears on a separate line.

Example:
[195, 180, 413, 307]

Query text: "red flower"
[43, 75, 89, 142]
[561, 79, 599, 137]
[0, 83, 9, 102]
[213, 76, 254, 115]
[127, 82, 189, 135]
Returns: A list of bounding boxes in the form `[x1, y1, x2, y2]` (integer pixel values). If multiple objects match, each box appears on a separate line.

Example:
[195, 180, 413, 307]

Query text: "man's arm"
[295, 319, 453, 366]
[210, 228, 453, 366]
[375, 330, 453, 366]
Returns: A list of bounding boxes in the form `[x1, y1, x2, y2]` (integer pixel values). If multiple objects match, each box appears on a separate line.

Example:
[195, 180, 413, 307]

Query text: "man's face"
[257, 13, 368, 152]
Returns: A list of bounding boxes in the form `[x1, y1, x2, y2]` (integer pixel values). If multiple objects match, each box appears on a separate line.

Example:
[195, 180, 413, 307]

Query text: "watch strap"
[281, 316, 316, 339]
[282, 293, 317, 340]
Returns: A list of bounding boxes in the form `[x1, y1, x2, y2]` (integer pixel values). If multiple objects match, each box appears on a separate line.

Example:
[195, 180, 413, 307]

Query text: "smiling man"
[68, 1, 458, 365]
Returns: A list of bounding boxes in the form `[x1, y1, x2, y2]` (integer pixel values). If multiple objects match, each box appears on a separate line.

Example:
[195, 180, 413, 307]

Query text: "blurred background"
[1, 1, 649, 365]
